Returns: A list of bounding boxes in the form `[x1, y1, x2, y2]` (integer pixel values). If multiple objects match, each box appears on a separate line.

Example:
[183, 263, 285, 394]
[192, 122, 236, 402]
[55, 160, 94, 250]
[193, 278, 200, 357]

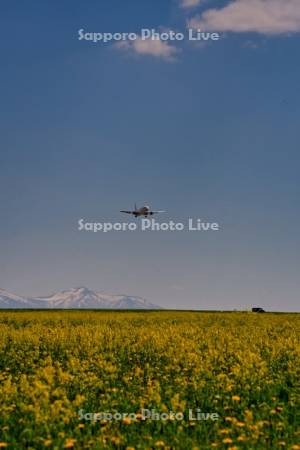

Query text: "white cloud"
[189, 0, 300, 35]
[116, 37, 179, 61]
[180, 0, 203, 9]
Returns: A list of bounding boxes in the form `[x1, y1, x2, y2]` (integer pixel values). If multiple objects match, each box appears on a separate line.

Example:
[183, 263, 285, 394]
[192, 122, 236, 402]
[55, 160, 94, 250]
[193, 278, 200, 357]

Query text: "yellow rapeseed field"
[0, 311, 299, 449]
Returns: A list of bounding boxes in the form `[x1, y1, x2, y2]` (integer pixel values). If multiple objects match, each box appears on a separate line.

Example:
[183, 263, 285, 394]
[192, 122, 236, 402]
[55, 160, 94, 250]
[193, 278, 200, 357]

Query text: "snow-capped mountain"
[0, 287, 162, 309]
[0, 289, 33, 308]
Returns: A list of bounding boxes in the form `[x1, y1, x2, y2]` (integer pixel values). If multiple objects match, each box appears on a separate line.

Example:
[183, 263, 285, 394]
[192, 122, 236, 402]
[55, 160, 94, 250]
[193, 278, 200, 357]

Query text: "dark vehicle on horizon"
[252, 307, 266, 313]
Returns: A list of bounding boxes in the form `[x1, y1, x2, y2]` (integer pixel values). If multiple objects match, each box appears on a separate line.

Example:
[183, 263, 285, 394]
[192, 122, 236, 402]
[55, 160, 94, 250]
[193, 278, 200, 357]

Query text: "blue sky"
[1, 0, 300, 310]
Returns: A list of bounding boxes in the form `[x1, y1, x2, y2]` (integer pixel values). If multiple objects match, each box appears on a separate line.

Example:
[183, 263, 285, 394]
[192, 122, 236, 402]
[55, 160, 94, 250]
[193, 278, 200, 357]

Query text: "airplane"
[120, 204, 165, 218]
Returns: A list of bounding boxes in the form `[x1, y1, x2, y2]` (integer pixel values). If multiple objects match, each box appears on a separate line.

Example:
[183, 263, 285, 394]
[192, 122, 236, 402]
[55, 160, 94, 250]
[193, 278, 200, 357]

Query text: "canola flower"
[0, 311, 299, 449]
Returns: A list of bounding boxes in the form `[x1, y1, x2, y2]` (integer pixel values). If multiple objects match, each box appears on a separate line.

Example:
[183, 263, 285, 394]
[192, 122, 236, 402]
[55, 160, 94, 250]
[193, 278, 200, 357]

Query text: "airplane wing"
[149, 210, 165, 214]
[120, 210, 134, 214]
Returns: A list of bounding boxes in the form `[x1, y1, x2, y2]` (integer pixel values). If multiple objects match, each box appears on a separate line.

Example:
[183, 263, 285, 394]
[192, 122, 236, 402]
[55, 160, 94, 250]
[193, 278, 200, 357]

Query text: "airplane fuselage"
[120, 204, 164, 217]
[135, 205, 152, 217]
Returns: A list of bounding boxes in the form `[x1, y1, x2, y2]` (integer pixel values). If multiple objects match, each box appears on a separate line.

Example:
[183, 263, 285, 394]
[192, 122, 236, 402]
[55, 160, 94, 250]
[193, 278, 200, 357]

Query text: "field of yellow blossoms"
[0, 311, 299, 449]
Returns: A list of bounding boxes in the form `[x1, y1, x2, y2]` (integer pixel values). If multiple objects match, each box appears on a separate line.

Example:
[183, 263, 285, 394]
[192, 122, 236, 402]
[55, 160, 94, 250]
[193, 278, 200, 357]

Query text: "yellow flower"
[64, 438, 76, 448]
[237, 435, 246, 442]
[135, 367, 143, 376]
[155, 441, 165, 447]
[291, 446, 300, 450]
[244, 410, 253, 421]
[122, 417, 132, 425]
[236, 421, 245, 427]
[78, 424, 85, 429]
[223, 438, 233, 444]
[43, 440, 52, 447]
[232, 395, 241, 402]
[220, 429, 230, 435]
[111, 437, 121, 445]
[0, 444, 7, 448]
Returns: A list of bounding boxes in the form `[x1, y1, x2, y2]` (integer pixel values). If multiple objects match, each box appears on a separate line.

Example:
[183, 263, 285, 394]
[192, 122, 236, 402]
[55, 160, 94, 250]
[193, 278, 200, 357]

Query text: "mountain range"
[0, 287, 162, 310]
